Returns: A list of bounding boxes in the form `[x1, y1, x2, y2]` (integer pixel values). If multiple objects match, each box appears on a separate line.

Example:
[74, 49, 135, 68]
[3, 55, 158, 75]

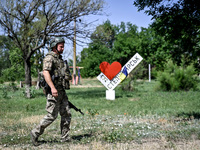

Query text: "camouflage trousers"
[31, 88, 71, 140]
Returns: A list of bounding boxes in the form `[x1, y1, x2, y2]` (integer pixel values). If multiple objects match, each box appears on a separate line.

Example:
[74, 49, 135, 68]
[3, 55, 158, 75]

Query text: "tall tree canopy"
[80, 20, 184, 78]
[80, 21, 114, 77]
[112, 22, 139, 66]
[138, 27, 172, 70]
[134, 0, 200, 66]
[0, 0, 105, 97]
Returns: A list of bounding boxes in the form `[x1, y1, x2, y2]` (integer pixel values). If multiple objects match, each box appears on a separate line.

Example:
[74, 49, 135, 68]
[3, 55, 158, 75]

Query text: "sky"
[95, 0, 153, 29]
[69, 0, 153, 60]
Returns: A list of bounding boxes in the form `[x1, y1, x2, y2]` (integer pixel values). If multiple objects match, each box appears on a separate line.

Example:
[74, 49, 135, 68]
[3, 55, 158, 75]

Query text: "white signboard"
[97, 53, 143, 90]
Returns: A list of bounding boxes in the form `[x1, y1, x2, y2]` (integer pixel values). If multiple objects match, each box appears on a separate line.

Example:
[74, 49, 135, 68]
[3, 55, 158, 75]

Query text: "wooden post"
[73, 19, 76, 85]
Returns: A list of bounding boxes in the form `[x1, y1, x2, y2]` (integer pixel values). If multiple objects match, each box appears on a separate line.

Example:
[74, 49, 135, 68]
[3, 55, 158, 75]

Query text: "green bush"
[0, 64, 24, 82]
[156, 60, 198, 91]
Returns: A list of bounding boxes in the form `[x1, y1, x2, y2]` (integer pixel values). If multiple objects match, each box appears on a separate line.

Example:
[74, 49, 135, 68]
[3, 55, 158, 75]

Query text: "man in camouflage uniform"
[31, 37, 72, 146]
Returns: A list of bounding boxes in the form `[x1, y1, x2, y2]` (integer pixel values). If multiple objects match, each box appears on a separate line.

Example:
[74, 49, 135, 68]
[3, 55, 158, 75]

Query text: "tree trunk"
[24, 58, 32, 98]
[35, 68, 40, 90]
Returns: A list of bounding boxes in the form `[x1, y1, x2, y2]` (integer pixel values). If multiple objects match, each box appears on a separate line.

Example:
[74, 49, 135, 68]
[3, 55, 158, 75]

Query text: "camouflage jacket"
[43, 51, 71, 89]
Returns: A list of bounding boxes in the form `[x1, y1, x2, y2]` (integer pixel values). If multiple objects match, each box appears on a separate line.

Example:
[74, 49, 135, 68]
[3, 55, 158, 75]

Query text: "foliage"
[80, 21, 177, 79]
[0, 35, 12, 76]
[30, 49, 45, 77]
[156, 60, 198, 91]
[137, 27, 172, 70]
[0, 82, 18, 98]
[1, 65, 24, 82]
[80, 21, 115, 77]
[80, 22, 144, 77]
[90, 20, 115, 49]
[0, 0, 106, 97]
[112, 22, 139, 66]
[80, 44, 111, 77]
[0, 37, 26, 82]
[0, 41, 44, 82]
[133, 0, 200, 66]
[0, 47, 25, 81]
[87, 108, 99, 117]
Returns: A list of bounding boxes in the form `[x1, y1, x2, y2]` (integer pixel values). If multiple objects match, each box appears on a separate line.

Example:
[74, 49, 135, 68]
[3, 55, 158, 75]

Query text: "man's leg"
[31, 95, 59, 145]
[59, 93, 71, 141]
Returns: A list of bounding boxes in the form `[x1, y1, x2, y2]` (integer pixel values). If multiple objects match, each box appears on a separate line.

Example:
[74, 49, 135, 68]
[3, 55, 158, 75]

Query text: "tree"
[80, 22, 141, 77]
[134, 0, 200, 66]
[90, 20, 115, 49]
[81, 44, 112, 77]
[0, 0, 105, 98]
[0, 35, 12, 76]
[80, 21, 176, 79]
[1, 47, 25, 82]
[112, 22, 139, 65]
[137, 27, 172, 70]
[31, 48, 45, 78]
[80, 20, 115, 77]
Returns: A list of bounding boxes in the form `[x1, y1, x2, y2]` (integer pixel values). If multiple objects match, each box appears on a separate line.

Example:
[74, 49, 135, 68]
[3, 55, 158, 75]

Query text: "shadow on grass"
[68, 89, 105, 99]
[72, 133, 92, 141]
[177, 111, 200, 119]
[35, 139, 60, 146]
[35, 134, 92, 146]
[115, 94, 133, 99]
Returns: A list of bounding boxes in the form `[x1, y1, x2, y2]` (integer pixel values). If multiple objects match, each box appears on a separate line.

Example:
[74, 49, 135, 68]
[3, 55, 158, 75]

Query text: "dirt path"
[1, 139, 200, 150]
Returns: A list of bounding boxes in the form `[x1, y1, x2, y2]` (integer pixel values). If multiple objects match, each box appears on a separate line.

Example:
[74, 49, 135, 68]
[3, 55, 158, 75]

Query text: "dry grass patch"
[20, 115, 44, 124]
[1, 140, 200, 150]
[128, 97, 140, 101]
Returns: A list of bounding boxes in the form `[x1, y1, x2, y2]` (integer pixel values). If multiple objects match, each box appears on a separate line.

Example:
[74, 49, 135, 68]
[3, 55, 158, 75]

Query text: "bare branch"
[0, 0, 106, 91]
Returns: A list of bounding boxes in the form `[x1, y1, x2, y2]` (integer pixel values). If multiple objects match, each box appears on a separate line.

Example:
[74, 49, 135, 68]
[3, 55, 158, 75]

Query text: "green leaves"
[134, 0, 200, 66]
[156, 60, 198, 91]
[80, 20, 176, 78]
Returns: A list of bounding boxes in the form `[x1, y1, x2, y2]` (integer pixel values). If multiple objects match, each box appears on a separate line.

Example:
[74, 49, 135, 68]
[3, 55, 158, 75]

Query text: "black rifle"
[68, 101, 84, 115]
[41, 74, 84, 115]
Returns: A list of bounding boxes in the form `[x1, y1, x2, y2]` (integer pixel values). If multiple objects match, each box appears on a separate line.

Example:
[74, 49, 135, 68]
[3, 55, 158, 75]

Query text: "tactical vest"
[40, 52, 72, 92]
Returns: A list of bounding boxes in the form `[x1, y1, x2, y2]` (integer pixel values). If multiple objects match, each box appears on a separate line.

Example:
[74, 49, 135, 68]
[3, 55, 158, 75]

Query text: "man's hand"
[51, 87, 58, 97]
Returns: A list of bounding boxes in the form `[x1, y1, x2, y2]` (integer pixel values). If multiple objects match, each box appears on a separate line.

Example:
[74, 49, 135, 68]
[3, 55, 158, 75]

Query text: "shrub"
[1, 65, 24, 82]
[156, 60, 198, 91]
[120, 62, 146, 91]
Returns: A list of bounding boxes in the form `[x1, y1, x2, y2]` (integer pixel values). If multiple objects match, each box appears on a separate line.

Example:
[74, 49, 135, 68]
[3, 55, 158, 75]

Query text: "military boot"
[30, 131, 39, 146]
[61, 136, 71, 143]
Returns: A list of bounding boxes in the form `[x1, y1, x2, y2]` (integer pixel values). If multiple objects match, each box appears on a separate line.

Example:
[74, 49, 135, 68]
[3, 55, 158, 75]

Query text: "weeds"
[0, 79, 200, 149]
[87, 109, 99, 117]
[1, 86, 8, 98]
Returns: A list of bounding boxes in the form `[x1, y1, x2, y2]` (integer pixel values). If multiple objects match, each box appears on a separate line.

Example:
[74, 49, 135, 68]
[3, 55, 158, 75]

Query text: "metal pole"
[73, 19, 76, 85]
[149, 64, 151, 82]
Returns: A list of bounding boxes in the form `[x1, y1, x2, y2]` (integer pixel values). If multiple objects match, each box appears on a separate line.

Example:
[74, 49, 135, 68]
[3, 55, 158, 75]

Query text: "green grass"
[0, 79, 200, 148]
[69, 81, 200, 117]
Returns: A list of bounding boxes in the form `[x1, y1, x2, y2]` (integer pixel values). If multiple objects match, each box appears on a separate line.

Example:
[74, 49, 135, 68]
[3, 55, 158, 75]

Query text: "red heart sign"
[99, 61, 122, 80]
